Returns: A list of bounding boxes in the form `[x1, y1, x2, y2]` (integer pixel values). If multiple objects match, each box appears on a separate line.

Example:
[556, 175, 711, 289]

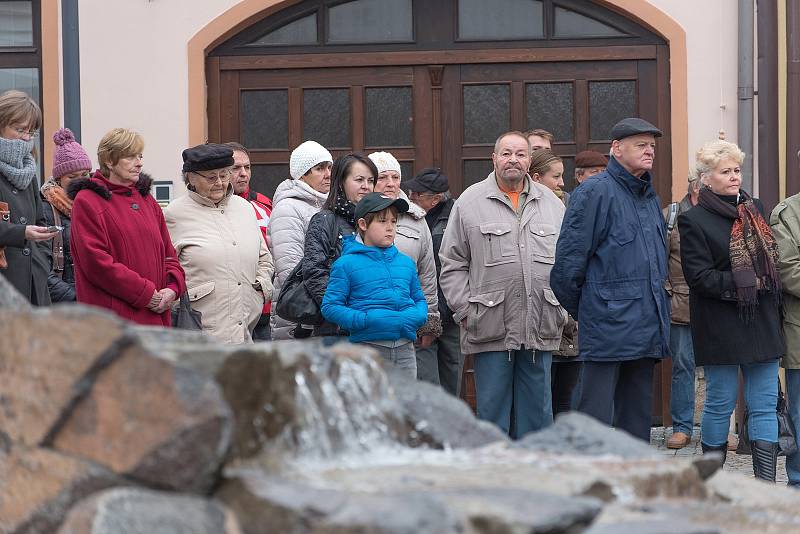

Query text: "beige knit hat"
[289, 140, 332, 180]
[368, 151, 401, 178]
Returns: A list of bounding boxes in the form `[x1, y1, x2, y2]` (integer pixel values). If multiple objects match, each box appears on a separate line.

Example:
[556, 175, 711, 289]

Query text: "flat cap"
[182, 143, 234, 173]
[610, 117, 662, 141]
[404, 168, 450, 193]
[575, 150, 608, 169]
[355, 192, 409, 221]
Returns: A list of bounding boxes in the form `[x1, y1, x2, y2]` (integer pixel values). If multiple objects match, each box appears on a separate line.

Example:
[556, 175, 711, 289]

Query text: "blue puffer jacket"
[550, 156, 670, 361]
[321, 235, 428, 343]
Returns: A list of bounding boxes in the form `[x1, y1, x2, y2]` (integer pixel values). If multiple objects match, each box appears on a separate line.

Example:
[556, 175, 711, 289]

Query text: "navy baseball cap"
[355, 192, 409, 221]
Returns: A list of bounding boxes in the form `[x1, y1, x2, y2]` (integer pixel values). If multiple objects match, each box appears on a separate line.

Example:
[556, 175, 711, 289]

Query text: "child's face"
[358, 207, 398, 248]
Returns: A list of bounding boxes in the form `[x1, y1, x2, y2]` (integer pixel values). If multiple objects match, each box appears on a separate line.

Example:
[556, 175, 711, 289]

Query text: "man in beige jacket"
[439, 131, 567, 437]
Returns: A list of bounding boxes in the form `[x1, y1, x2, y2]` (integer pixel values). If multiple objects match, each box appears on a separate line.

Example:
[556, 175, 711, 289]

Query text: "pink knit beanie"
[52, 128, 92, 180]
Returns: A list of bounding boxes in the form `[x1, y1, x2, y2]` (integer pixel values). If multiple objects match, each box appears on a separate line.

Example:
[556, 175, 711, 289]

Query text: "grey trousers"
[415, 322, 464, 396]
[363, 341, 417, 378]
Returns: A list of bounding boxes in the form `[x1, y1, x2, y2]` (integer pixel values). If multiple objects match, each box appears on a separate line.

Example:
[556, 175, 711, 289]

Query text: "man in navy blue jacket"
[550, 118, 670, 442]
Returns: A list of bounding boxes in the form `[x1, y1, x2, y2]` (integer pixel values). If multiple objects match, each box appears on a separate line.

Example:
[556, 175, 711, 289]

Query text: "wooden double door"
[211, 54, 668, 200]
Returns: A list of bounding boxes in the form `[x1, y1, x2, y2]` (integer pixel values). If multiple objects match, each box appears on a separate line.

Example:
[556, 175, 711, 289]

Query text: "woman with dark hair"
[297, 153, 375, 337]
[0, 90, 57, 305]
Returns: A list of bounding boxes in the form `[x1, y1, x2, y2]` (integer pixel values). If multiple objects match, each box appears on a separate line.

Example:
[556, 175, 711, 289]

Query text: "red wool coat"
[68, 172, 185, 326]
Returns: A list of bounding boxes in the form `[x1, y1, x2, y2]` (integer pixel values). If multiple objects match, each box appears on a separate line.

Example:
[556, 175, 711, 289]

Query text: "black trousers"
[576, 358, 656, 442]
[252, 313, 271, 341]
[551, 360, 582, 417]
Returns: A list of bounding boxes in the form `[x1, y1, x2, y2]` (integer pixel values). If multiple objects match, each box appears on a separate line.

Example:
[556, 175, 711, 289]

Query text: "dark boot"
[697, 442, 728, 479]
[751, 440, 779, 482]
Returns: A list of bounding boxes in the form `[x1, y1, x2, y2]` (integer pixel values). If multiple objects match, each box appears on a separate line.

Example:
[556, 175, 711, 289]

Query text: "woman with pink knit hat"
[40, 127, 92, 302]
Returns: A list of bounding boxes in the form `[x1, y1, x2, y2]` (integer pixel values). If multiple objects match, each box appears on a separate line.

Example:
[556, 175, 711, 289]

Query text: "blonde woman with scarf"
[679, 139, 783, 482]
[40, 127, 92, 302]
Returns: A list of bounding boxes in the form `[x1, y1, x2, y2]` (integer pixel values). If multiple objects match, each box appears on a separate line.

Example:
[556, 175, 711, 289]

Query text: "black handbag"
[777, 385, 798, 456]
[276, 213, 339, 326]
[171, 292, 203, 330]
[740, 380, 798, 456]
[275, 262, 325, 326]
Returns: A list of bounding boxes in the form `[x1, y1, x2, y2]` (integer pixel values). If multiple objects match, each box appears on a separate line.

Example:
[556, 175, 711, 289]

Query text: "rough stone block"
[385, 367, 508, 449]
[0, 307, 126, 446]
[51, 342, 232, 493]
[57, 488, 242, 534]
[0, 445, 123, 534]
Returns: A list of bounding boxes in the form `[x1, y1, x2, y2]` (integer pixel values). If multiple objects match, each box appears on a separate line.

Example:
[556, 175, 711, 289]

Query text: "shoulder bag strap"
[51, 209, 65, 276]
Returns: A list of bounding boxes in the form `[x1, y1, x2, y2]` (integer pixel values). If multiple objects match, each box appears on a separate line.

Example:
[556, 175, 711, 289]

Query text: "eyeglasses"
[195, 169, 231, 183]
[13, 127, 38, 138]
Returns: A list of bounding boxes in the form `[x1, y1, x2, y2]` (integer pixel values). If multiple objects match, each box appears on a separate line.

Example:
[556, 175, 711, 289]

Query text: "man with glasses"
[224, 142, 274, 341]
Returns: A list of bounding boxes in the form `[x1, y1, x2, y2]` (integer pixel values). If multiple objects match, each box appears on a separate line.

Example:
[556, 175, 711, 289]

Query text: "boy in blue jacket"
[322, 192, 428, 376]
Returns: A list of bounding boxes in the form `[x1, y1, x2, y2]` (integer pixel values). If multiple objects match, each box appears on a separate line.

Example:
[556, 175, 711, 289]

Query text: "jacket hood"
[398, 189, 425, 220]
[273, 178, 328, 207]
[67, 171, 153, 201]
[341, 234, 398, 261]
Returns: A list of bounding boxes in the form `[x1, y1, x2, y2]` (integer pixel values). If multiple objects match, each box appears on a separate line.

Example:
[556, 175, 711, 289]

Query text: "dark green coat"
[771, 195, 800, 369]
[0, 172, 51, 305]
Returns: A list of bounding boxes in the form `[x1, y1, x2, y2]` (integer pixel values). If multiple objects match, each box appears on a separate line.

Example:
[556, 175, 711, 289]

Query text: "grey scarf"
[0, 137, 37, 190]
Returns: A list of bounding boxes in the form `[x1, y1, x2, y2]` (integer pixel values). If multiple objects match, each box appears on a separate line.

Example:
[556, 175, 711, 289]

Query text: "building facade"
[2, 0, 796, 208]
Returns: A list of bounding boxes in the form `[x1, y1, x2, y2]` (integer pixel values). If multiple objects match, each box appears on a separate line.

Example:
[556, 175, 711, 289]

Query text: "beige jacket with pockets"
[439, 172, 567, 354]
[165, 189, 274, 344]
[394, 189, 442, 337]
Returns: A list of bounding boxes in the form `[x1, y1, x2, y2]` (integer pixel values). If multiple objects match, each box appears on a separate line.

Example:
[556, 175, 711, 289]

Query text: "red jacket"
[68, 172, 186, 326]
[239, 187, 273, 314]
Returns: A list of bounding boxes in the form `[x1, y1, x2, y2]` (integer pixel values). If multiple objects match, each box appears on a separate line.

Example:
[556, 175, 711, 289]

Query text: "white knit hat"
[368, 151, 401, 178]
[289, 140, 333, 180]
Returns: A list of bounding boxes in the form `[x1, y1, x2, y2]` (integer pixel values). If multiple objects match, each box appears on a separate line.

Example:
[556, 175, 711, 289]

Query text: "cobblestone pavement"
[650, 426, 789, 484]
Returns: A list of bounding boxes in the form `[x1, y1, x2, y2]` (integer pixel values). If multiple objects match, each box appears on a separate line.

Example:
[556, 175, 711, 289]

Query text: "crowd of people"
[1, 88, 799, 486]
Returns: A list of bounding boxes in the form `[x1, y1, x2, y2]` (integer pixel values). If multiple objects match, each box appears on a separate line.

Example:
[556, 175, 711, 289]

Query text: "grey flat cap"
[610, 118, 663, 141]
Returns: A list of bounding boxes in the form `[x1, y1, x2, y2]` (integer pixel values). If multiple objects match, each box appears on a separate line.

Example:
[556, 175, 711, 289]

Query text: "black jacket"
[678, 196, 784, 366]
[41, 200, 75, 302]
[300, 208, 356, 336]
[426, 198, 455, 325]
[0, 173, 51, 305]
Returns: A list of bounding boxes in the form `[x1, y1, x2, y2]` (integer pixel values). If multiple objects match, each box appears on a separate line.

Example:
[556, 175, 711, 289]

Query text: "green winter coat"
[770, 195, 800, 368]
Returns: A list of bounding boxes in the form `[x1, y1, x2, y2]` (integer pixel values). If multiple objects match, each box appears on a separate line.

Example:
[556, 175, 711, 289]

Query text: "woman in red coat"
[68, 128, 185, 326]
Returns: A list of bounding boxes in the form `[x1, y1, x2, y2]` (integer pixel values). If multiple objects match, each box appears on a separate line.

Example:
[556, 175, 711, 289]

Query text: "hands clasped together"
[148, 288, 177, 314]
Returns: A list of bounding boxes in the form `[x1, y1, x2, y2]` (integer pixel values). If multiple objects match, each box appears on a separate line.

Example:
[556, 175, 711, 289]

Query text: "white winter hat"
[289, 140, 333, 180]
[368, 151, 401, 178]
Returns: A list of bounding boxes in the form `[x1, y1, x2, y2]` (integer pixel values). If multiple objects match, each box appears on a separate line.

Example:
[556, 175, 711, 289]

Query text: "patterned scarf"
[333, 193, 357, 228]
[0, 137, 36, 190]
[41, 178, 73, 217]
[698, 187, 781, 321]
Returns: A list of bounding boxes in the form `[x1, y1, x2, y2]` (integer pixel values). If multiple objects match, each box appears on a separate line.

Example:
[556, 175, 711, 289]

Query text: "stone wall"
[2, 273, 799, 533]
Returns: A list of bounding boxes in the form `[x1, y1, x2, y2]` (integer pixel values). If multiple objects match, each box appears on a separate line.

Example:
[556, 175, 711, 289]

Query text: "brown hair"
[323, 153, 378, 211]
[97, 128, 144, 177]
[529, 149, 562, 177]
[0, 90, 42, 131]
[524, 128, 554, 142]
[223, 141, 249, 158]
[358, 206, 398, 236]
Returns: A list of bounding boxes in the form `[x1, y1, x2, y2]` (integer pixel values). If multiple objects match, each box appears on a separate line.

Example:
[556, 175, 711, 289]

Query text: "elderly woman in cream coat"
[369, 151, 442, 381]
[166, 144, 274, 344]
